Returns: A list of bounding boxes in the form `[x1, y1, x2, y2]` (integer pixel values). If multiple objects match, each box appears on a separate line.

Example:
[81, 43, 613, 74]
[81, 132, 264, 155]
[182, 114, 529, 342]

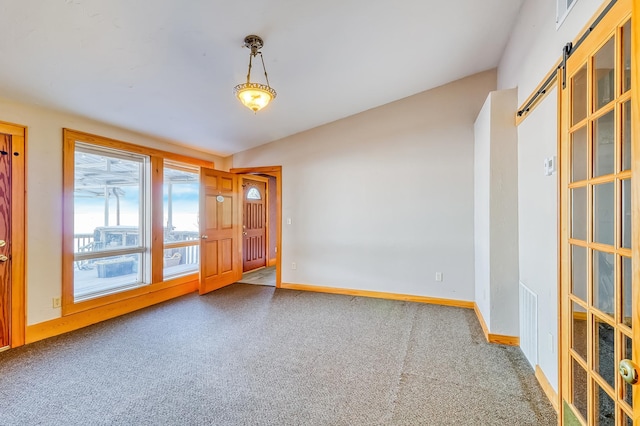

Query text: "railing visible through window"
[163, 162, 200, 279]
[73, 143, 149, 302]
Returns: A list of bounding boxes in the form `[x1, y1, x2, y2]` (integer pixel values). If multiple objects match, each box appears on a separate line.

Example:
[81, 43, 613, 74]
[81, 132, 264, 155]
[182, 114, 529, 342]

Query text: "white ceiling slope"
[0, 0, 523, 156]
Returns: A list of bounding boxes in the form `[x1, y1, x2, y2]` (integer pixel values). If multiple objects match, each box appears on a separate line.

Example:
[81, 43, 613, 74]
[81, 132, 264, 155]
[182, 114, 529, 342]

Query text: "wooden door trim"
[0, 121, 26, 348]
[230, 166, 282, 288]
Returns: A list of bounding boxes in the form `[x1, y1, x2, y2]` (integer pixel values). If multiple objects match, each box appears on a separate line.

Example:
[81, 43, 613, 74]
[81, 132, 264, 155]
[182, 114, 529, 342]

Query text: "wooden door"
[199, 168, 242, 295]
[242, 178, 267, 272]
[0, 134, 10, 349]
[560, 0, 637, 423]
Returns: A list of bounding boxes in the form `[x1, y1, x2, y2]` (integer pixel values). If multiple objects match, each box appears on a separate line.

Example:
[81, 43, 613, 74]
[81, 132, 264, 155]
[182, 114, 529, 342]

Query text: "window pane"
[572, 301, 587, 361]
[74, 144, 147, 301]
[594, 316, 615, 388]
[75, 253, 142, 301]
[595, 383, 615, 425]
[163, 246, 199, 278]
[163, 165, 200, 279]
[622, 257, 632, 328]
[622, 101, 631, 171]
[593, 250, 614, 317]
[622, 179, 631, 248]
[594, 38, 615, 110]
[74, 147, 144, 253]
[163, 166, 199, 243]
[593, 110, 615, 177]
[571, 126, 588, 182]
[622, 20, 631, 93]
[594, 183, 614, 246]
[573, 357, 588, 421]
[571, 186, 587, 240]
[572, 64, 588, 125]
[572, 245, 587, 302]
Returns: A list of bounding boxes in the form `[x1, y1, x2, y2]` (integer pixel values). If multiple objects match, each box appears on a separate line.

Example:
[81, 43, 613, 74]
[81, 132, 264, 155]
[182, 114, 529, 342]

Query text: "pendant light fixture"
[234, 35, 277, 113]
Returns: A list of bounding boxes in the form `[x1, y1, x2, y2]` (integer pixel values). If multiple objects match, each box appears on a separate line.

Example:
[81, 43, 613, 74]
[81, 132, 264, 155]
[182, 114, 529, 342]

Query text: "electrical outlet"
[291, 262, 297, 270]
[52, 297, 61, 308]
[435, 272, 443, 282]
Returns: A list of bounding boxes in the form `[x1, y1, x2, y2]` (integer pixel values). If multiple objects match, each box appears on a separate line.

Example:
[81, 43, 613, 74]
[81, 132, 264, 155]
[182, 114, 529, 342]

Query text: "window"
[246, 187, 262, 200]
[63, 130, 211, 312]
[73, 143, 149, 301]
[557, 0, 578, 28]
[163, 162, 200, 279]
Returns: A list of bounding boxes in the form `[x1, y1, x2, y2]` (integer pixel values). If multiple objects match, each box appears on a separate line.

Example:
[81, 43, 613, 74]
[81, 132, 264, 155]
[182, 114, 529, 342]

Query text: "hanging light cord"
[259, 52, 271, 88]
[245, 49, 272, 88]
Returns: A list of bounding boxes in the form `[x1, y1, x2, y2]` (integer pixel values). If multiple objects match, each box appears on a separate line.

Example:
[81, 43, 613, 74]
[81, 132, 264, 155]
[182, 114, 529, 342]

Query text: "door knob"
[201, 235, 208, 239]
[243, 232, 248, 236]
[619, 359, 639, 385]
[0, 240, 6, 248]
[0, 255, 8, 262]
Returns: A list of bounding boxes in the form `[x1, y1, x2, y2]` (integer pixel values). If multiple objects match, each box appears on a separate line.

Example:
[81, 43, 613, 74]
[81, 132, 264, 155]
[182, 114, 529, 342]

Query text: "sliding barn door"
[559, 0, 638, 423]
[199, 168, 242, 295]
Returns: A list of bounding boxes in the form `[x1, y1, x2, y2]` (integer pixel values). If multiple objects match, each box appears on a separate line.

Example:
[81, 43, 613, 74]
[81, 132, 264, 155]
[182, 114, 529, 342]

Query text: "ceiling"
[0, 0, 524, 156]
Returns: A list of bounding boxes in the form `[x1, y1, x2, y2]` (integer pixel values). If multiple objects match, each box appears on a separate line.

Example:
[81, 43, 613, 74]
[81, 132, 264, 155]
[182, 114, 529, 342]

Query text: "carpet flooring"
[0, 284, 557, 425]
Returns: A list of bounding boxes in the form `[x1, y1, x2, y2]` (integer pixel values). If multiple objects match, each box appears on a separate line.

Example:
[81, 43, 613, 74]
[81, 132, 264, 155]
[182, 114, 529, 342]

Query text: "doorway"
[0, 121, 26, 350]
[242, 176, 269, 273]
[231, 166, 282, 288]
[559, 0, 637, 423]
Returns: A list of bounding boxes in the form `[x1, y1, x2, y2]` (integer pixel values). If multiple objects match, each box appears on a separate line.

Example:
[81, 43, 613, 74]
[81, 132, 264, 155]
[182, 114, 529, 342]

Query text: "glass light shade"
[234, 83, 277, 112]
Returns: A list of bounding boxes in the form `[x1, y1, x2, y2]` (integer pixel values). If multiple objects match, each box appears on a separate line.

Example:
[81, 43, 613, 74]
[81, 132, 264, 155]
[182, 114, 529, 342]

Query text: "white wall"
[474, 89, 519, 337]
[474, 96, 492, 325]
[233, 70, 496, 301]
[0, 97, 227, 325]
[497, 0, 606, 392]
[488, 89, 520, 336]
[517, 89, 559, 391]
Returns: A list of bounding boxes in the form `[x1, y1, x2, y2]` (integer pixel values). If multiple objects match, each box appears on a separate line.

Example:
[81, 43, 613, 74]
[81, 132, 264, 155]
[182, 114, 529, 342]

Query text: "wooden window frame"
[62, 129, 213, 315]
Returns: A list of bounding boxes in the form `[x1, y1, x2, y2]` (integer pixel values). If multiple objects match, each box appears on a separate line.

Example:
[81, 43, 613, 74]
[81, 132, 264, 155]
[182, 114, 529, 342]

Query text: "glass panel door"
[561, 1, 634, 424]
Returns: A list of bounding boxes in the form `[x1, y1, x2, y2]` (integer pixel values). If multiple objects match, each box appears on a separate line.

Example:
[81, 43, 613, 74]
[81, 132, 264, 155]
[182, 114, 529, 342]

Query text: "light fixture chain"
[259, 52, 271, 88]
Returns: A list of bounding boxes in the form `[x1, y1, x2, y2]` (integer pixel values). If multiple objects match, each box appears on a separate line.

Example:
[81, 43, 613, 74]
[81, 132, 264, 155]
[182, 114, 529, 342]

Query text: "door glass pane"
[572, 64, 588, 125]
[594, 316, 615, 388]
[622, 410, 633, 426]
[622, 101, 631, 171]
[594, 38, 615, 110]
[594, 110, 615, 177]
[573, 357, 589, 421]
[572, 187, 587, 240]
[593, 250, 614, 317]
[622, 179, 631, 248]
[622, 20, 631, 93]
[594, 182, 615, 245]
[595, 383, 615, 425]
[623, 334, 633, 407]
[572, 245, 588, 301]
[572, 126, 588, 181]
[622, 257, 632, 328]
[572, 301, 588, 361]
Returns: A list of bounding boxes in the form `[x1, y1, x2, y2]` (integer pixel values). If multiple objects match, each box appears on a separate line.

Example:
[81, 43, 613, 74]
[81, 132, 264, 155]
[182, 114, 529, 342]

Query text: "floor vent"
[519, 282, 538, 368]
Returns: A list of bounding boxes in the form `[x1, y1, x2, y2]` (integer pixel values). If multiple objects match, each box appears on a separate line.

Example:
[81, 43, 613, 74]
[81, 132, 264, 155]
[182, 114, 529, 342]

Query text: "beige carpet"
[0, 284, 556, 425]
